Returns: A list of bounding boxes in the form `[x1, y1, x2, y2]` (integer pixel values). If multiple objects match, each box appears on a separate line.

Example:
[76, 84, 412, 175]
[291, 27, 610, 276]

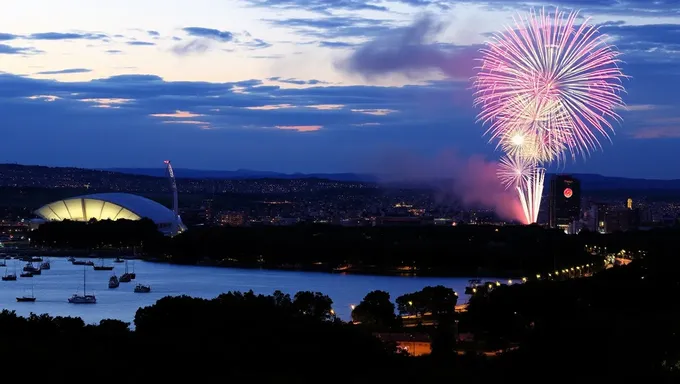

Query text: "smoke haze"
[338, 14, 481, 80]
[370, 149, 525, 222]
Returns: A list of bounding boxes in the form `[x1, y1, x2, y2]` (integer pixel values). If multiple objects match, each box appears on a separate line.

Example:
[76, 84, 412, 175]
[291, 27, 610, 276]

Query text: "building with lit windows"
[33, 193, 186, 235]
[549, 175, 581, 232]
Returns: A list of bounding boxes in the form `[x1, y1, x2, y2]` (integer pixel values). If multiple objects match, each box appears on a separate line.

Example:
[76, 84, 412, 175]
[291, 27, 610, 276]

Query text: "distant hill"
[104, 168, 379, 183]
[546, 173, 680, 191]
[103, 168, 680, 191]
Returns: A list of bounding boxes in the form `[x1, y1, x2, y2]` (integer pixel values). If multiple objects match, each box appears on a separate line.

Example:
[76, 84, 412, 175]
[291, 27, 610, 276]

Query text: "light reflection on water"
[0, 258, 490, 325]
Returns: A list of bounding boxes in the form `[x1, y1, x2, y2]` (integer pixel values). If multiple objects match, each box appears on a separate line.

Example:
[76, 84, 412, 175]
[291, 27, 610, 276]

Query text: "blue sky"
[1, 0, 679, 178]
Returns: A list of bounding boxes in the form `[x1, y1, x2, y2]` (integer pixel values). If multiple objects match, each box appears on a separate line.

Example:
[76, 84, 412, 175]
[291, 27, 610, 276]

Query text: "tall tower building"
[626, 198, 633, 210]
[549, 175, 581, 231]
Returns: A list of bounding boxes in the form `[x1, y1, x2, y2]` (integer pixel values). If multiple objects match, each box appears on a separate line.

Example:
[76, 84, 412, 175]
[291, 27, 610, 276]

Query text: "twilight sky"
[1, 0, 679, 178]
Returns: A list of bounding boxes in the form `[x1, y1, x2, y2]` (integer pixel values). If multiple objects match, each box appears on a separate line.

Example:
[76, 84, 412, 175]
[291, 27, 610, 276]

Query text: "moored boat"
[68, 266, 96, 304]
[134, 283, 151, 293]
[108, 274, 120, 289]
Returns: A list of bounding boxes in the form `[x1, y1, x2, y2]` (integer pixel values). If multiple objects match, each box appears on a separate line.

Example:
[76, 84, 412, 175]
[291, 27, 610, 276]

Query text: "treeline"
[0, 288, 477, 380]
[30, 218, 163, 249]
[31, 222, 598, 276]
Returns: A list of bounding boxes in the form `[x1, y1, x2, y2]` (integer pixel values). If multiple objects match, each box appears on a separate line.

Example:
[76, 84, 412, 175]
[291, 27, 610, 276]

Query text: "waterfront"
[0, 258, 493, 325]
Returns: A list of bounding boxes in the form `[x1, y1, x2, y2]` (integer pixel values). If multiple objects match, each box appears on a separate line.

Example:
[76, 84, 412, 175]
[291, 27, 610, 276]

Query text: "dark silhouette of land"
[31, 221, 596, 277]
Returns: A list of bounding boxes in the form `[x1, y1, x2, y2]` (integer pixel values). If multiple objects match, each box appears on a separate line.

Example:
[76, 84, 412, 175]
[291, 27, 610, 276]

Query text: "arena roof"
[34, 193, 179, 225]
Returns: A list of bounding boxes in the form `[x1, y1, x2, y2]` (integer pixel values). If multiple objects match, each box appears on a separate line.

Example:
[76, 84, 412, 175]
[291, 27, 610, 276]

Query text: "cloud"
[27, 32, 108, 40]
[267, 77, 329, 85]
[265, 16, 393, 39]
[79, 98, 133, 108]
[307, 104, 344, 110]
[401, 0, 680, 15]
[242, 38, 272, 50]
[244, 0, 388, 14]
[127, 41, 155, 46]
[0, 33, 18, 41]
[171, 39, 212, 55]
[147, 30, 160, 37]
[340, 14, 480, 80]
[0, 61, 676, 177]
[275, 125, 322, 132]
[245, 104, 296, 110]
[0, 44, 42, 55]
[630, 126, 680, 139]
[35, 68, 92, 75]
[619, 104, 660, 112]
[150, 110, 205, 118]
[250, 54, 284, 59]
[351, 108, 397, 116]
[319, 41, 356, 48]
[182, 27, 234, 42]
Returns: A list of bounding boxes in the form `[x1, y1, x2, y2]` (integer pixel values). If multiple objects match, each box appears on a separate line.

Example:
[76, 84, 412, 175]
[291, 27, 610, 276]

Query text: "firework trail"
[473, 7, 627, 224]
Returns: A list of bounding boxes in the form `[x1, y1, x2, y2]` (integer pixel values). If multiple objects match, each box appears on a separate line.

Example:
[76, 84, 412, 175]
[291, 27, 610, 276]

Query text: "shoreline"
[7, 248, 519, 279]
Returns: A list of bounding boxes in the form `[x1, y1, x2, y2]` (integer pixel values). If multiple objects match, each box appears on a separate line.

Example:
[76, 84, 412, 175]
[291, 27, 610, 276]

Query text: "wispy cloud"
[0, 44, 42, 55]
[319, 41, 356, 48]
[275, 125, 322, 132]
[150, 110, 205, 118]
[351, 108, 397, 116]
[619, 104, 661, 111]
[27, 32, 108, 40]
[35, 68, 92, 75]
[244, 0, 387, 13]
[307, 104, 344, 110]
[182, 27, 234, 42]
[631, 126, 680, 139]
[268, 77, 328, 85]
[127, 41, 155, 46]
[78, 98, 133, 108]
[171, 39, 211, 55]
[245, 104, 296, 110]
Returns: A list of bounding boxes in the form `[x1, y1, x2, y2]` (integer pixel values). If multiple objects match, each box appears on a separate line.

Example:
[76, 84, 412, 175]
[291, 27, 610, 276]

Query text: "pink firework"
[473, 7, 627, 160]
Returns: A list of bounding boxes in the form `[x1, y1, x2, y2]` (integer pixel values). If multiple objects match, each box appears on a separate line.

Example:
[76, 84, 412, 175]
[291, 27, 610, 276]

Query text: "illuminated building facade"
[549, 175, 581, 231]
[34, 193, 187, 235]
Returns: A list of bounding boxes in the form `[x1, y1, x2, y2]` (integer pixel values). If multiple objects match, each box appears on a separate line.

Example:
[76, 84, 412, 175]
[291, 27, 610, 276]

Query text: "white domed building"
[34, 193, 186, 236]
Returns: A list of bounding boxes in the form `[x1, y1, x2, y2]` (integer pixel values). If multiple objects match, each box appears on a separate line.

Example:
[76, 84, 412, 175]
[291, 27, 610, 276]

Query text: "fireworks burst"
[473, 7, 627, 224]
[497, 154, 532, 189]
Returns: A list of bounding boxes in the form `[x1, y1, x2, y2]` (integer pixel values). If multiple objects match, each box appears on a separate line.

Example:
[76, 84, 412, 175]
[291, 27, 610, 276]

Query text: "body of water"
[0, 258, 494, 325]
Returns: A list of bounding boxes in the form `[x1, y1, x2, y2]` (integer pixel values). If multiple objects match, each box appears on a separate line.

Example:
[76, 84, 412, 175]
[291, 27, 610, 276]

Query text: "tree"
[351, 290, 399, 329]
[397, 286, 459, 357]
[292, 291, 334, 321]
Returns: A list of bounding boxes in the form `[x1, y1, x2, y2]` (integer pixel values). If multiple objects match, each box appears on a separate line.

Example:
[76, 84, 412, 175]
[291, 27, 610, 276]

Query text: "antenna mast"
[164, 160, 180, 235]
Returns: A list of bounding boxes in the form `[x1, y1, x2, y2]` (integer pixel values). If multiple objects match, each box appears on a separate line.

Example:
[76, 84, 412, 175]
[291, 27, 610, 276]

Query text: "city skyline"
[1, 1, 679, 178]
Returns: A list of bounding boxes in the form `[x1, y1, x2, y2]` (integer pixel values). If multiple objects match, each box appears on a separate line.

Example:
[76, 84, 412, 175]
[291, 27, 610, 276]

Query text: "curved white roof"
[34, 193, 178, 224]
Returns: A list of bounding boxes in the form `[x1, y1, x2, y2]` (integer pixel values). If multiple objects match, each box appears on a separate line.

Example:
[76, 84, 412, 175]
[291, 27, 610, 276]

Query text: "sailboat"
[120, 261, 132, 283]
[1, 264, 16, 281]
[108, 272, 120, 289]
[68, 266, 97, 304]
[93, 258, 114, 271]
[129, 261, 136, 279]
[16, 280, 36, 302]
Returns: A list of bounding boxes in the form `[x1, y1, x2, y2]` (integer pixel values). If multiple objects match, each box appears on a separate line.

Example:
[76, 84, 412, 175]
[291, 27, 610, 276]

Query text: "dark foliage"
[30, 218, 164, 249]
[33, 221, 597, 276]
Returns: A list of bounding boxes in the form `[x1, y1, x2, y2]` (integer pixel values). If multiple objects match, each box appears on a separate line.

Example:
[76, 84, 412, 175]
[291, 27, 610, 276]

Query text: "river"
[0, 258, 496, 325]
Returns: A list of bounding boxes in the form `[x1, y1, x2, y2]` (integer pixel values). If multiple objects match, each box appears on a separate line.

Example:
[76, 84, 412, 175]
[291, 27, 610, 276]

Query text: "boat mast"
[83, 266, 86, 295]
